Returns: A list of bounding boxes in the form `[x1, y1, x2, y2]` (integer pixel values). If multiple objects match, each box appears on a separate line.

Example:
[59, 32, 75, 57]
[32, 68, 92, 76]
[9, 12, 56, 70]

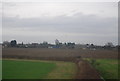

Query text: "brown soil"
[75, 59, 102, 79]
[2, 48, 118, 60]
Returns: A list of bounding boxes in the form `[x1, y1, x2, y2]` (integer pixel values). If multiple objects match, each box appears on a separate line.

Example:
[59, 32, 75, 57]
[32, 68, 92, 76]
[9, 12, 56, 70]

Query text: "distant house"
[31, 43, 39, 48]
[10, 40, 17, 47]
[2, 41, 10, 48]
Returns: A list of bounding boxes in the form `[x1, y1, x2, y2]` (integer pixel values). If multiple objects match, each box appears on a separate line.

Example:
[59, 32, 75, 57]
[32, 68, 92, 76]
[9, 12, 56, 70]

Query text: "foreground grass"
[84, 58, 118, 79]
[0, 60, 1, 79]
[3, 59, 76, 79]
[3, 60, 56, 79]
[46, 61, 77, 79]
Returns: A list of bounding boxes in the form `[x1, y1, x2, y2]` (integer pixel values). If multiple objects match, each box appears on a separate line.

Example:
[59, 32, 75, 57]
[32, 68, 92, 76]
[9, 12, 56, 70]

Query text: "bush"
[90, 59, 100, 67]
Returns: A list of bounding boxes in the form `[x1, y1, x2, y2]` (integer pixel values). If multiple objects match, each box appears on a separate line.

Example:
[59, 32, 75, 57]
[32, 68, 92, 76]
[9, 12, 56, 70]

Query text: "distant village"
[1, 39, 119, 50]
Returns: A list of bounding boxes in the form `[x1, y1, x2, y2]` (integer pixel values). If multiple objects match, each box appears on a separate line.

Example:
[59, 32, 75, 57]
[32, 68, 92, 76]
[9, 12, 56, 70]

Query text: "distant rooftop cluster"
[1, 39, 119, 50]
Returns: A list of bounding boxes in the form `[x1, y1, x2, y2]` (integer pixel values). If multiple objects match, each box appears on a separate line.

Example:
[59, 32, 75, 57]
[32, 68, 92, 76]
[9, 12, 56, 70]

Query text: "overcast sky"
[2, 1, 118, 45]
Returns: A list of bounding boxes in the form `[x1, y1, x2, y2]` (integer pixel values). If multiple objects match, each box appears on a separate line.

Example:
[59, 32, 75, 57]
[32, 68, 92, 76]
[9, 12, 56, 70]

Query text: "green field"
[85, 58, 119, 79]
[3, 59, 76, 79]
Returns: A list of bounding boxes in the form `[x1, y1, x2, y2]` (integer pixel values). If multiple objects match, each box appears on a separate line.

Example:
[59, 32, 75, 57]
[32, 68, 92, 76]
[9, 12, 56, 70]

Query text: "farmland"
[3, 59, 76, 79]
[2, 48, 118, 79]
[3, 60, 56, 79]
[2, 48, 118, 60]
[85, 58, 119, 79]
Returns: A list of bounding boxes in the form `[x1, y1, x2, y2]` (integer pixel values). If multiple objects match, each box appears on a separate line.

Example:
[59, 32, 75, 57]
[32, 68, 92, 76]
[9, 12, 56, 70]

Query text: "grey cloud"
[2, 13, 118, 45]
[3, 13, 117, 35]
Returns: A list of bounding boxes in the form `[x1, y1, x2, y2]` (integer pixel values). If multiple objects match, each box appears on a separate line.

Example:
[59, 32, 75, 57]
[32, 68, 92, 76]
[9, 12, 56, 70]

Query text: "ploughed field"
[3, 48, 118, 60]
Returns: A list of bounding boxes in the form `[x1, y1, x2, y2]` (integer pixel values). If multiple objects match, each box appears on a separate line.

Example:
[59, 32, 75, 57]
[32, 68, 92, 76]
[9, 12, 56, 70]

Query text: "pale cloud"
[0, 2, 2, 43]
[3, 2, 117, 18]
[2, 2, 118, 45]
[2, 0, 120, 2]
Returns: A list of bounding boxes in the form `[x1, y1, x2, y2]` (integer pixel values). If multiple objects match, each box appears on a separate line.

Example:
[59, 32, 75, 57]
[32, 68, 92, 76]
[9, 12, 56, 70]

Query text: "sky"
[1, 1, 119, 45]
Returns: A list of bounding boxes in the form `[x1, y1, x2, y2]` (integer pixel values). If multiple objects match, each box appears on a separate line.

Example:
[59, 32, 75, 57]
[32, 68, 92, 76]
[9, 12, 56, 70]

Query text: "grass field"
[3, 59, 76, 79]
[85, 58, 119, 79]
[46, 61, 77, 79]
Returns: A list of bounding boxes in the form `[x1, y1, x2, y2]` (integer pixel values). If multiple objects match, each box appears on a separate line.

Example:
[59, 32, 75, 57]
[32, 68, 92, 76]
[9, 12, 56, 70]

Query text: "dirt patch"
[75, 59, 103, 80]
